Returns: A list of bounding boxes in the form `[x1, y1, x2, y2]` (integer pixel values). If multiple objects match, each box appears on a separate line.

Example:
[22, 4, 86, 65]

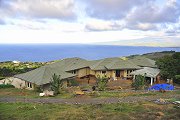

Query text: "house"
[13, 57, 89, 90]
[128, 56, 160, 85]
[14, 66, 76, 90]
[6, 56, 157, 90]
[89, 57, 141, 80]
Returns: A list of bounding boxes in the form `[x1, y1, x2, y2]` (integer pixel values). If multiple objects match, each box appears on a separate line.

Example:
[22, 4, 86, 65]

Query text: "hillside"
[0, 61, 47, 80]
[127, 51, 176, 60]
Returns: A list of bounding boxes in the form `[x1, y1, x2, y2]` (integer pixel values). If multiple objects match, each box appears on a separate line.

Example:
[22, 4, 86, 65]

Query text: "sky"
[0, 0, 180, 46]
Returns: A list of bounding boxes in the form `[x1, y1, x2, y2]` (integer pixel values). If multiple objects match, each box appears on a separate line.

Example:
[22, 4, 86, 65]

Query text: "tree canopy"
[156, 52, 180, 81]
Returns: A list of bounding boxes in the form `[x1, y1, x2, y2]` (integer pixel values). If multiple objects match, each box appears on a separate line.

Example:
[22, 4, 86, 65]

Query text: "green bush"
[97, 75, 108, 91]
[132, 75, 146, 90]
[50, 74, 62, 95]
[0, 84, 15, 89]
[34, 85, 43, 92]
[0, 76, 5, 80]
[175, 75, 180, 84]
[69, 79, 79, 86]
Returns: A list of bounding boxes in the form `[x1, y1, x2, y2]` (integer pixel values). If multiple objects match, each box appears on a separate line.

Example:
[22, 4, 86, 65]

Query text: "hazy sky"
[0, 0, 180, 45]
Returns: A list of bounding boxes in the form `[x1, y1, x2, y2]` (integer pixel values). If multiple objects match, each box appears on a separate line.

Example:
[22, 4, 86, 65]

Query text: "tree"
[96, 75, 108, 91]
[175, 75, 180, 84]
[132, 75, 146, 90]
[156, 52, 180, 83]
[50, 74, 63, 95]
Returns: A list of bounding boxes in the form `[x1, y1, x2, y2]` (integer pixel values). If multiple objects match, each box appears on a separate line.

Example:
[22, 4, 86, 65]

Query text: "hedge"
[0, 84, 15, 89]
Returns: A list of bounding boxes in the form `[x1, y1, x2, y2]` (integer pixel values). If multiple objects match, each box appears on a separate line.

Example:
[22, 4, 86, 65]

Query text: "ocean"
[0, 44, 179, 62]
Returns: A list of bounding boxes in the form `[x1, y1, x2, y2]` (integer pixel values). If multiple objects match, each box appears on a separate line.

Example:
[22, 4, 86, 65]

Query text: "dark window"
[102, 71, 106, 74]
[27, 82, 32, 88]
[72, 70, 77, 74]
[116, 70, 120, 77]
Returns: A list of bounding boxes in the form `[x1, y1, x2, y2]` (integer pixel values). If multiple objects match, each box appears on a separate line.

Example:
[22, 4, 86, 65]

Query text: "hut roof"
[130, 67, 160, 78]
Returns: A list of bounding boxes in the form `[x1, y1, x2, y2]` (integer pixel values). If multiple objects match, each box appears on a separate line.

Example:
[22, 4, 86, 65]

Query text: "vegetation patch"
[0, 102, 179, 120]
[0, 84, 15, 89]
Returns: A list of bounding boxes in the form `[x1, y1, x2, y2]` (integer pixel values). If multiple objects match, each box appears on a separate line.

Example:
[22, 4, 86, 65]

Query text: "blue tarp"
[148, 83, 174, 91]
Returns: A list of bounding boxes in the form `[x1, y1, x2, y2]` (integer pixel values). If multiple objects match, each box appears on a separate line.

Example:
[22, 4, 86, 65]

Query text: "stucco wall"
[0, 77, 26, 89]
[77, 67, 90, 77]
[0, 77, 37, 90]
[94, 70, 112, 78]
[111, 70, 116, 79]
[90, 69, 95, 75]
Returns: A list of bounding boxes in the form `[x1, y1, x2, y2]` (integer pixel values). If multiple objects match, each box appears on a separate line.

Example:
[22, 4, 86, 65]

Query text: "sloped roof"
[106, 59, 141, 70]
[14, 57, 86, 85]
[89, 57, 119, 70]
[48, 57, 89, 71]
[128, 56, 157, 68]
[15, 66, 76, 85]
[89, 57, 140, 70]
[130, 67, 160, 78]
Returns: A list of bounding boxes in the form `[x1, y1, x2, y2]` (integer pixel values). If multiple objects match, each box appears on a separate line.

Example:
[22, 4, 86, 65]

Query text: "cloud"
[0, 18, 5, 24]
[0, 0, 77, 20]
[126, 23, 157, 31]
[83, 0, 146, 20]
[81, 0, 180, 32]
[85, 20, 124, 31]
[126, 0, 180, 24]
[165, 26, 180, 36]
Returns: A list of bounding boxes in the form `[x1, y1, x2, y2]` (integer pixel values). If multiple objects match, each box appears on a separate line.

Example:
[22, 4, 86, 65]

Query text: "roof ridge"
[90, 59, 105, 69]
[105, 58, 121, 69]
[39, 66, 48, 85]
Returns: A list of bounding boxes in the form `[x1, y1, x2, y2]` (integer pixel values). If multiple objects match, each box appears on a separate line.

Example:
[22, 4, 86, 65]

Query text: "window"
[27, 82, 32, 88]
[102, 71, 106, 74]
[72, 70, 77, 74]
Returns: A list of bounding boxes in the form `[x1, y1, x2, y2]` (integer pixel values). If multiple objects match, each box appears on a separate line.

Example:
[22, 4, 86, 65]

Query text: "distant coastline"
[0, 44, 179, 62]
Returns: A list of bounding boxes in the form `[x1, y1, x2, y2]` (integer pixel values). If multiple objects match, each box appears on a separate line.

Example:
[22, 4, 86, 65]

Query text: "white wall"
[0, 77, 26, 89]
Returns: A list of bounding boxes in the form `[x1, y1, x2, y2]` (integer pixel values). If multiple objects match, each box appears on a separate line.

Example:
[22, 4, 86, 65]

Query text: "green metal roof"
[130, 67, 160, 78]
[14, 57, 156, 85]
[48, 57, 89, 71]
[106, 59, 141, 70]
[128, 56, 157, 68]
[89, 57, 140, 70]
[15, 66, 76, 85]
[14, 57, 87, 85]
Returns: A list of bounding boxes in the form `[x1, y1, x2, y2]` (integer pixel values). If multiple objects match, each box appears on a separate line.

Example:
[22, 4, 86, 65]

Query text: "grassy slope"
[127, 51, 176, 60]
[0, 102, 179, 120]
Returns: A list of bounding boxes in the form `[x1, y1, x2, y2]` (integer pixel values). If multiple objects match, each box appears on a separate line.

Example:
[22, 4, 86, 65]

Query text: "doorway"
[115, 70, 120, 77]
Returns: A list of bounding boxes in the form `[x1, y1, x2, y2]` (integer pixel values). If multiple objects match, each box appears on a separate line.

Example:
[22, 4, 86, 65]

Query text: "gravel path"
[0, 94, 179, 104]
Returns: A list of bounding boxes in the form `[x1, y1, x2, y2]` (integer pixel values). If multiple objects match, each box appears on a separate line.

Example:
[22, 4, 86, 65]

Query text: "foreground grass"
[0, 88, 179, 99]
[0, 102, 179, 120]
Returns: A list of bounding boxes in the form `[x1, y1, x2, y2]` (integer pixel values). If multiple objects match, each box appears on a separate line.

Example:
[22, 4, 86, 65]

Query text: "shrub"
[69, 79, 79, 86]
[175, 75, 180, 84]
[34, 85, 43, 93]
[50, 74, 62, 95]
[0, 76, 5, 80]
[0, 84, 15, 89]
[132, 75, 146, 90]
[97, 75, 108, 91]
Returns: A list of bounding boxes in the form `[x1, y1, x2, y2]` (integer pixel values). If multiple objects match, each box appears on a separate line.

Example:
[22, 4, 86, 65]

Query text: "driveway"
[0, 94, 179, 104]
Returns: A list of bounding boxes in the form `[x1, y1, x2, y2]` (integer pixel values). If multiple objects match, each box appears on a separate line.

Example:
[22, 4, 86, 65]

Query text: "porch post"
[133, 75, 135, 80]
[150, 77, 153, 86]
[154, 77, 156, 84]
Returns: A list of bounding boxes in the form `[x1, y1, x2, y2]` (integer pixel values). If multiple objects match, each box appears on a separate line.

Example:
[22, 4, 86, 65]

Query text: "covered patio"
[130, 67, 160, 85]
